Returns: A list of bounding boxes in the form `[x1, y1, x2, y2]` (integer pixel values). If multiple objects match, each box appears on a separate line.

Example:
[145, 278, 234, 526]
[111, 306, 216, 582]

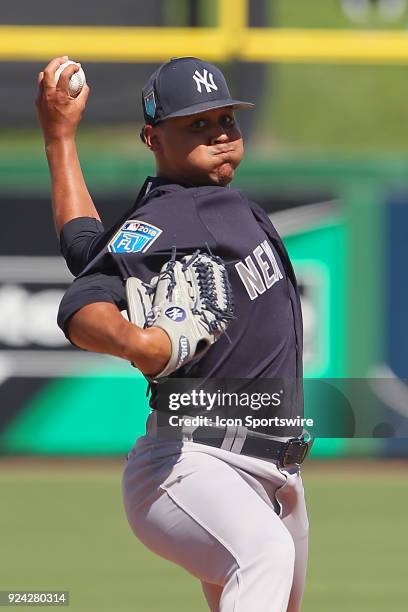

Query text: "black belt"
[183, 425, 313, 467]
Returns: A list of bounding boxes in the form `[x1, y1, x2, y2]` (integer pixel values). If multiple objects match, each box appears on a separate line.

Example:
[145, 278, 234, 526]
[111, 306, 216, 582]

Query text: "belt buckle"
[281, 432, 313, 467]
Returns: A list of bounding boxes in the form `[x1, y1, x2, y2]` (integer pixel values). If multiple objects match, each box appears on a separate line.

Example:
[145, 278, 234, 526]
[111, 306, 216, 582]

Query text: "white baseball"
[54, 60, 86, 97]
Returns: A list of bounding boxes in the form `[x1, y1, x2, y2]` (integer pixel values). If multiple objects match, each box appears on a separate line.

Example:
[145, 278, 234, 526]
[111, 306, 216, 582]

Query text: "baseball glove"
[126, 249, 234, 379]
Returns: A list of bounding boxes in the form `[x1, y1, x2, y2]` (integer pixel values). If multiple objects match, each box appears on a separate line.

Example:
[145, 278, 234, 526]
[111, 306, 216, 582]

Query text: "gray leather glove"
[126, 250, 234, 379]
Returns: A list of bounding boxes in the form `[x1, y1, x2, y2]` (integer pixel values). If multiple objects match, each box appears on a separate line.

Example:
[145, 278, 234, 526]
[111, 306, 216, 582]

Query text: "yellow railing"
[2, 0, 408, 64]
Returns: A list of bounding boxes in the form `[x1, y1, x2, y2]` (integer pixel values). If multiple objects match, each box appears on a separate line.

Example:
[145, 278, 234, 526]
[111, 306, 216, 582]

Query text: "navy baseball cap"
[142, 57, 254, 125]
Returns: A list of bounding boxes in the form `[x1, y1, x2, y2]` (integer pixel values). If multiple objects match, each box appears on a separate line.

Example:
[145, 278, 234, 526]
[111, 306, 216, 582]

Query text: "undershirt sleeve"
[59, 217, 105, 277]
[57, 271, 126, 343]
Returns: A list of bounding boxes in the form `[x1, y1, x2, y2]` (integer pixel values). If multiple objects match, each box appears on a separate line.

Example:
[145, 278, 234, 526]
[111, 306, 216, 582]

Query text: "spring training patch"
[144, 91, 156, 119]
[108, 220, 162, 254]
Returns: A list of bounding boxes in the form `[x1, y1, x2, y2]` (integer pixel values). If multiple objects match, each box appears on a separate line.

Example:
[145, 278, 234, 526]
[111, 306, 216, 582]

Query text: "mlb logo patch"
[108, 220, 162, 254]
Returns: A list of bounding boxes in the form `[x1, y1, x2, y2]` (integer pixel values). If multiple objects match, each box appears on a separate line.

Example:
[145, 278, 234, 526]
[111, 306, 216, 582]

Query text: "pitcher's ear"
[143, 124, 162, 152]
[139, 126, 146, 144]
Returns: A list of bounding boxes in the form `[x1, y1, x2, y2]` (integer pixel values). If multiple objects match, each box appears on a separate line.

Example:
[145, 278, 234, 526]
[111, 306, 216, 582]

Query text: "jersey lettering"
[235, 240, 283, 301]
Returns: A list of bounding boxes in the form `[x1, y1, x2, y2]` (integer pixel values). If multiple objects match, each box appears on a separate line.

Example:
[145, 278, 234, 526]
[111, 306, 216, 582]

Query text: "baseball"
[54, 60, 86, 97]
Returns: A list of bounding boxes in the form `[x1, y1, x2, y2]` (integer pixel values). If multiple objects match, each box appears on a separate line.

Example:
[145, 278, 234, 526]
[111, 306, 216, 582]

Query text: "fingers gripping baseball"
[36, 56, 89, 142]
[55, 60, 87, 97]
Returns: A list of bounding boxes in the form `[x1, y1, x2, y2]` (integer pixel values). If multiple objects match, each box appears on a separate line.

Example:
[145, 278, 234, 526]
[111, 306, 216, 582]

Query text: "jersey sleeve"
[57, 271, 126, 342]
[60, 217, 106, 277]
[246, 199, 279, 239]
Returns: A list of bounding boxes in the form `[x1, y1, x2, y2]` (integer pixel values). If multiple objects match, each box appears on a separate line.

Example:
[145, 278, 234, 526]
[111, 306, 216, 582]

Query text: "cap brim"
[159, 99, 254, 121]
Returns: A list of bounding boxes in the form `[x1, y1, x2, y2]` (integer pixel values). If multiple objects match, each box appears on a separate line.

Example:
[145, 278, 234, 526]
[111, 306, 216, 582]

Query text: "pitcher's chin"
[212, 162, 235, 186]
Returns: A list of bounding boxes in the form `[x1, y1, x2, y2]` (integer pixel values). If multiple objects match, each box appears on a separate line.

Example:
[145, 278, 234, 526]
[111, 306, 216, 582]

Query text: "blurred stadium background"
[1, 1, 407, 611]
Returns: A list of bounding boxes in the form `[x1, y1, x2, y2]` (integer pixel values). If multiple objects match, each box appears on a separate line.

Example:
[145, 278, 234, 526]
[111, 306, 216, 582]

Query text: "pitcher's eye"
[191, 118, 207, 129]
[221, 114, 235, 127]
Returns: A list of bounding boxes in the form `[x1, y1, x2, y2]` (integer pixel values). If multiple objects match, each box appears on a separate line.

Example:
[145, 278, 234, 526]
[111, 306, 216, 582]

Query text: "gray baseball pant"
[122, 414, 309, 612]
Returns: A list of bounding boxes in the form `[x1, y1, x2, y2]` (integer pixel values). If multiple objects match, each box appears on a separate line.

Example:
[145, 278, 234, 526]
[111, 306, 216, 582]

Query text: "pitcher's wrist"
[44, 132, 76, 149]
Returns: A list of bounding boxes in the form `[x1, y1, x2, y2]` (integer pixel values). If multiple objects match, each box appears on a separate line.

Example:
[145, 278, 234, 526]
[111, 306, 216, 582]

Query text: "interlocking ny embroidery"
[193, 69, 218, 93]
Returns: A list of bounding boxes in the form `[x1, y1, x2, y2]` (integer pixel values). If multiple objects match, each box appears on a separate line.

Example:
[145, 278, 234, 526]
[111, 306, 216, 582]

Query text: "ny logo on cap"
[193, 69, 218, 94]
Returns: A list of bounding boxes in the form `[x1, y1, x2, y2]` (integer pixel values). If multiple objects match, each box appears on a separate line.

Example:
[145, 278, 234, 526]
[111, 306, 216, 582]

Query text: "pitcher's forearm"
[67, 302, 171, 376]
[36, 57, 98, 236]
[45, 137, 100, 235]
